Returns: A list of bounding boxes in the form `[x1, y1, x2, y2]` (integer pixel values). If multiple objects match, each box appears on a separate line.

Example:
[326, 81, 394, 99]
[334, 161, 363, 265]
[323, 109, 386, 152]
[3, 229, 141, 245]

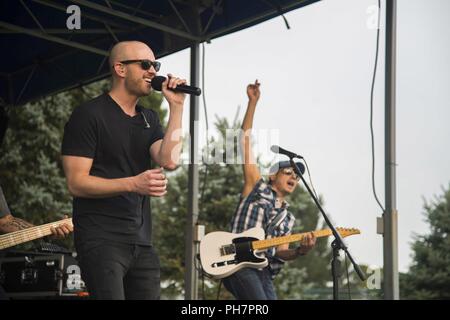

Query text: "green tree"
[400, 184, 450, 299]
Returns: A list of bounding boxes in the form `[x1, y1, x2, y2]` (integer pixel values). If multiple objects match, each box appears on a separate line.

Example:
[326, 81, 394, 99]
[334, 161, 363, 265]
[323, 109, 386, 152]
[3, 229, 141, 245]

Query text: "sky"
[157, 0, 450, 273]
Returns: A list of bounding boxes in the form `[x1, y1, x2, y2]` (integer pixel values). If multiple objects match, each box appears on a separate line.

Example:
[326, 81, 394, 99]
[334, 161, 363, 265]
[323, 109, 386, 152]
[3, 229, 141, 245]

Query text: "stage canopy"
[0, 0, 320, 107]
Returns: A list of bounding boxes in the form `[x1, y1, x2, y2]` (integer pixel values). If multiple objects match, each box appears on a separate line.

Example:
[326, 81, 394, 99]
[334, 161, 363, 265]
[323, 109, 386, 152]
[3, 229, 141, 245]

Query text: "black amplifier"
[0, 253, 87, 298]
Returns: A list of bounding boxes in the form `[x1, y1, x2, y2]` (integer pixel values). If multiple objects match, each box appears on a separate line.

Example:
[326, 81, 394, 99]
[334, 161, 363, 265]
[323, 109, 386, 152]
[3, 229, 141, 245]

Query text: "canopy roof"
[0, 0, 320, 107]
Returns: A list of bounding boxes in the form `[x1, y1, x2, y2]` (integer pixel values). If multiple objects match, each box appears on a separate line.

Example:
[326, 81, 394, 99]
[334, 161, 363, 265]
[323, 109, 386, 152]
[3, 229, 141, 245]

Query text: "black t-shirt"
[0, 186, 11, 218]
[61, 93, 164, 246]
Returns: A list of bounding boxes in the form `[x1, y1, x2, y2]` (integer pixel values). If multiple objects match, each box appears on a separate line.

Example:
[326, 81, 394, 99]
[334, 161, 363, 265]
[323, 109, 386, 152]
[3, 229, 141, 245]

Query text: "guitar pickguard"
[233, 237, 266, 264]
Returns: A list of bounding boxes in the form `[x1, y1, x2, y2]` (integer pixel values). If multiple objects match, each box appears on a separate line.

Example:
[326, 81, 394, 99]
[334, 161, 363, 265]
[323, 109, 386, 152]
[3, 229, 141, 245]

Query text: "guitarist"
[223, 81, 316, 300]
[0, 185, 72, 299]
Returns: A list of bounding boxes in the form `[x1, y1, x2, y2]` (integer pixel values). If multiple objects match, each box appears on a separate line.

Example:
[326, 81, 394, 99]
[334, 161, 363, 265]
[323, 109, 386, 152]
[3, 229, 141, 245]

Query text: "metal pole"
[384, 0, 399, 300]
[0, 21, 108, 56]
[185, 42, 200, 300]
[70, 0, 201, 41]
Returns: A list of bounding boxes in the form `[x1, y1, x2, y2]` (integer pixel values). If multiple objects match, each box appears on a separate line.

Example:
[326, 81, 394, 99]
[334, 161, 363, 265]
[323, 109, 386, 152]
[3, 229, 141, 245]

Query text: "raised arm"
[241, 80, 262, 197]
[150, 74, 186, 170]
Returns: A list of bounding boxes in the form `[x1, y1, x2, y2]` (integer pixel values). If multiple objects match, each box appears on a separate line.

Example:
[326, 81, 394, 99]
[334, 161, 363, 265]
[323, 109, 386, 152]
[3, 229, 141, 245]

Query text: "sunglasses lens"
[141, 60, 151, 70]
[140, 60, 160, 71]
[283, 169, 299, 180]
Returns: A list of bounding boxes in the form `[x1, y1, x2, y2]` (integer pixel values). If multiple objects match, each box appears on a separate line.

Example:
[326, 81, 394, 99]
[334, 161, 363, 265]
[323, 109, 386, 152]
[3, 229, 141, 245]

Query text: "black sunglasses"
[281, 168, 300, 180]
[120, 59, 161, 72]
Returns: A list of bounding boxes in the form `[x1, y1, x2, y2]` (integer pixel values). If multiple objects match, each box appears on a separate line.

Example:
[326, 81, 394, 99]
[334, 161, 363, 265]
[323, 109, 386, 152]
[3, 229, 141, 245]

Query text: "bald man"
[61, 41, 186, 300]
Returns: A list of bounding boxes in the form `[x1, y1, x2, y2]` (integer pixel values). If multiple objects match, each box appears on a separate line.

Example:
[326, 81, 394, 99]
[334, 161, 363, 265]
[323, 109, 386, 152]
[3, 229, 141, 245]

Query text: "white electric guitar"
[0, 217, 73, 250]
[199, 227, 360, 279]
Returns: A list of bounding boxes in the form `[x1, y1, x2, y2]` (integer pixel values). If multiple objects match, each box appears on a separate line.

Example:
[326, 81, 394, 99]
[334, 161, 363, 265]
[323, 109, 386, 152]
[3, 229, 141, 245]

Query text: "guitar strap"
[265, 210, 287, 236]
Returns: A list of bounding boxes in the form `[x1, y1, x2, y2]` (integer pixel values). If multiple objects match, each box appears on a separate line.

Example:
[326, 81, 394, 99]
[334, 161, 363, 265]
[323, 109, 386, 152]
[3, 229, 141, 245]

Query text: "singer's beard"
[125, 76, 151, 97]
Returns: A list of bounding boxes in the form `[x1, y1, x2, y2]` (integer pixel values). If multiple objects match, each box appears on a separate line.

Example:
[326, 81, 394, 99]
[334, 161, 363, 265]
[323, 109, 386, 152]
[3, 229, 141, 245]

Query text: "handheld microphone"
[149, 76, 202, 96]
[270, 145, 303, 159]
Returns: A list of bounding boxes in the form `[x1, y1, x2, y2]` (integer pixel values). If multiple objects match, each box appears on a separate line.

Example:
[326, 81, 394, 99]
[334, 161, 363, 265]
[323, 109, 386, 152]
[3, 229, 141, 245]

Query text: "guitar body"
[199, 226, 360, 279]
[199, 227, 268, 279]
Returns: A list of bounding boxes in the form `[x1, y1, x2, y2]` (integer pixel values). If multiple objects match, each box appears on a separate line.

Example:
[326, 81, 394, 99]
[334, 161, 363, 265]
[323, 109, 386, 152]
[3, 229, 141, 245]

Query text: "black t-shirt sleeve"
[0, 186, 11, 218]
[61, 106, 97, 158]
[148, 109, 165, 147]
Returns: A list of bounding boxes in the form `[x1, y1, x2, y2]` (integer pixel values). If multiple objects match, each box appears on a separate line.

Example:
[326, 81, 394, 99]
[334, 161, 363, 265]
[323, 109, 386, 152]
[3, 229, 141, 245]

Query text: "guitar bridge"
[212, 259, 237, 268]
[220, 244, 236, 256]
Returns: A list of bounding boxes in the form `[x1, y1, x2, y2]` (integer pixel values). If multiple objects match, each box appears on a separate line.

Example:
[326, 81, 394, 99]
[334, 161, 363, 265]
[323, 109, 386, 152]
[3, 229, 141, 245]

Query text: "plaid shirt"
[231, 179, 296, 278]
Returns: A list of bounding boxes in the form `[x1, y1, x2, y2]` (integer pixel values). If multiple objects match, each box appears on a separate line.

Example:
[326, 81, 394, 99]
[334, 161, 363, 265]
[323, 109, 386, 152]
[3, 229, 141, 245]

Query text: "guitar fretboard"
[0, 218, 72, 250]
[252, 229, 334, 250]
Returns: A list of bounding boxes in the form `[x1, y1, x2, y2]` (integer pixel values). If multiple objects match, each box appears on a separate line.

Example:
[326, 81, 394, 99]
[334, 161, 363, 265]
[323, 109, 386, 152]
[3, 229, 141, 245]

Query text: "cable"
[196, 255, 224, 300]
[195, 248, 218, 299]
[200, 42, 210, 205]
[201, 269, 206, 300]
[370, 0, 385, 212]
[201, 43, 210, 133]
[300, 157, 326, 231]
[260, 0, 291, 30]
[216, 280, 222, 300]
[194, 250, 210, 300]
[302, 158, 320, 201]
[198, 45, 210, 301]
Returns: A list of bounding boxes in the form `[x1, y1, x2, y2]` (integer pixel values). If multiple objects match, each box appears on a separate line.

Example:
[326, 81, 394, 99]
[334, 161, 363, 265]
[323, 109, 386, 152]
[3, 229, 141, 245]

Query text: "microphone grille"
[150, 76, 166, 91]
[270, 145, 280, 153]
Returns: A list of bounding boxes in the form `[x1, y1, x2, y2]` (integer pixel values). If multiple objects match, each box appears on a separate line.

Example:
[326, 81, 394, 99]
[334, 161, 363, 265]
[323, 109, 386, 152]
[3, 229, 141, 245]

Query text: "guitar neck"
[0, 218, 72, 250]
[252, 229, 333, 251]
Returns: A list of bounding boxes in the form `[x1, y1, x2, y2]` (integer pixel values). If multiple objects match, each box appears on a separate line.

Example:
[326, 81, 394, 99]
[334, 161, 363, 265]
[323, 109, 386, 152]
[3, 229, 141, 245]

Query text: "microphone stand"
[288, 157, 366, 300]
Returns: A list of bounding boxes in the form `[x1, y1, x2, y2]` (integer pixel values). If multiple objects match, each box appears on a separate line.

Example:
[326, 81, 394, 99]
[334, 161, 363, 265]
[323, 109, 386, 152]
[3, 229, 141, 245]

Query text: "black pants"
[76, 239, 160, 300]
[223, 268, 277, 300]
